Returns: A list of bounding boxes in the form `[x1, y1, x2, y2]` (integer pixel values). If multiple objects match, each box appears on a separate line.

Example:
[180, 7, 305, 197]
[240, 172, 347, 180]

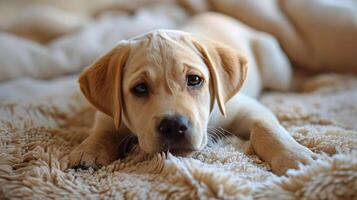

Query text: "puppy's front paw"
[68, 143, 113, 170]
[271, 145, 317, 175]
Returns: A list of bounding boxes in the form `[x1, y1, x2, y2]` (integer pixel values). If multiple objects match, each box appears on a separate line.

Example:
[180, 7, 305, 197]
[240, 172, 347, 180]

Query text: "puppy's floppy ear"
[192, 38, 248, 116]
[79, 43, 130, 129]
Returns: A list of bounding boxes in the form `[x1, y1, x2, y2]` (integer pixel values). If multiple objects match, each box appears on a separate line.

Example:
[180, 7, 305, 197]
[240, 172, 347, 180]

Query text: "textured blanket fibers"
[0, 74, 356, 199]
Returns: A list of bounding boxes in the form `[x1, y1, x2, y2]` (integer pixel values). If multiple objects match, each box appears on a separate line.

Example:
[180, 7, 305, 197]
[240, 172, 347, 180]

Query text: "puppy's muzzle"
[157, 114, 192, 141]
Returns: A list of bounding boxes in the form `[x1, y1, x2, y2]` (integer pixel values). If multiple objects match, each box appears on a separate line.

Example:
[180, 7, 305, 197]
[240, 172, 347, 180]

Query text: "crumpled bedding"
[0, 0, 356, 199]
[0, 3, 187, 82]
[185, 0, 357, 72]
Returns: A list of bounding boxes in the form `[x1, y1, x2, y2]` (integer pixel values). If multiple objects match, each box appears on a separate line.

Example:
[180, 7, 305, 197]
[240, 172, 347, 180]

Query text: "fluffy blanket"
[1, 73, 356, 199]
[0, 0, 357, 199]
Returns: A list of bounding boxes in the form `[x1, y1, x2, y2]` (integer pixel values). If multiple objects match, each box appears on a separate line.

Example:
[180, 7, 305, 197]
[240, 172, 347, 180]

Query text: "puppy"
[68, 13, 316, 175]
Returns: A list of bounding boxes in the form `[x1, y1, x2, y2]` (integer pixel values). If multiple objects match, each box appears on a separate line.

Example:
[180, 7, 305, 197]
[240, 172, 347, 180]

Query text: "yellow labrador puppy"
[68, 13, 316, 175]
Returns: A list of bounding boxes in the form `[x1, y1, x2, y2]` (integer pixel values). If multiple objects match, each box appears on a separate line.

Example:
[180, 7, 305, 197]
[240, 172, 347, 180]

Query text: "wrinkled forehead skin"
[123, 30, 209, 82]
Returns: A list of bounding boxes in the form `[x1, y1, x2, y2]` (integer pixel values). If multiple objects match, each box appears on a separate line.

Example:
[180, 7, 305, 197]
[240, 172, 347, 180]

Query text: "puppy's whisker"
[207, 128, 220, 145]
[211, 127, 235, 144]
[209, 127, 224, 137]
[208, 130, 219, 141]
[207, 127, 229, 144]
[219, 127, 235, 137]
[211, 129, 226, 142]
[207, 135, 219, 146]
[118, 134, 138, 155]
[119, 135, 131, 145]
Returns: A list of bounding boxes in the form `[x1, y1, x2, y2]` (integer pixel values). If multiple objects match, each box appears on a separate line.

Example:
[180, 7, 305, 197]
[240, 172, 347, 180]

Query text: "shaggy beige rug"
[1, 73, 356, 199]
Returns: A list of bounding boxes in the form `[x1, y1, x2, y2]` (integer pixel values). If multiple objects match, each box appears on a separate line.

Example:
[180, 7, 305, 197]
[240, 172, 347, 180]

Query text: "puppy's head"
[79, 30, 248, 154]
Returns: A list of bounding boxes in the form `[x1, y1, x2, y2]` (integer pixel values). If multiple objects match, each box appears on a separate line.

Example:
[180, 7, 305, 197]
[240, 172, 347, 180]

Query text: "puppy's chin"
[169, 148, 196, 156]
[139, 142, 199, 156]
[139, 145, 195, 156]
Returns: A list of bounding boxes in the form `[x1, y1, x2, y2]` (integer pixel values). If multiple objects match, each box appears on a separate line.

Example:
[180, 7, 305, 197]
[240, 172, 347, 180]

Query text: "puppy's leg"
[68, 112, 131, 169]
[251, 34, 292, 91]
[210, 94, 316, 175]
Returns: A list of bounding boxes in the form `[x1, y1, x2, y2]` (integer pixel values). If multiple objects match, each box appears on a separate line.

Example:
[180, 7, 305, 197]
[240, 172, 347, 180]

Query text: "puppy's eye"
[187, 75, 203, 87]
[132, 83, 149, 97]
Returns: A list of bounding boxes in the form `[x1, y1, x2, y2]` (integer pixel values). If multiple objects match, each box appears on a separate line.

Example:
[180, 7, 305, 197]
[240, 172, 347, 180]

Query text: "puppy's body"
[68, 13, 315, 175]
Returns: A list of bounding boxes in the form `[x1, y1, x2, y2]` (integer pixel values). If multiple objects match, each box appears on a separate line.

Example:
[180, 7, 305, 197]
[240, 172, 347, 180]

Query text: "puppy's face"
[79, 30, 247, 154]
[122, 37, 211, 153]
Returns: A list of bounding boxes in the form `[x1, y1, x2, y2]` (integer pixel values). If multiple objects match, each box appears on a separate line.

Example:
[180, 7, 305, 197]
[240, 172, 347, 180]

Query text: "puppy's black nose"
[158, 115, 191, 139]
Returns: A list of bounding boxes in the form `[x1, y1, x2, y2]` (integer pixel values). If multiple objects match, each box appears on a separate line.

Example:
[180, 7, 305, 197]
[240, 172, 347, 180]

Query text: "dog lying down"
[68, 13, 317, 175]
